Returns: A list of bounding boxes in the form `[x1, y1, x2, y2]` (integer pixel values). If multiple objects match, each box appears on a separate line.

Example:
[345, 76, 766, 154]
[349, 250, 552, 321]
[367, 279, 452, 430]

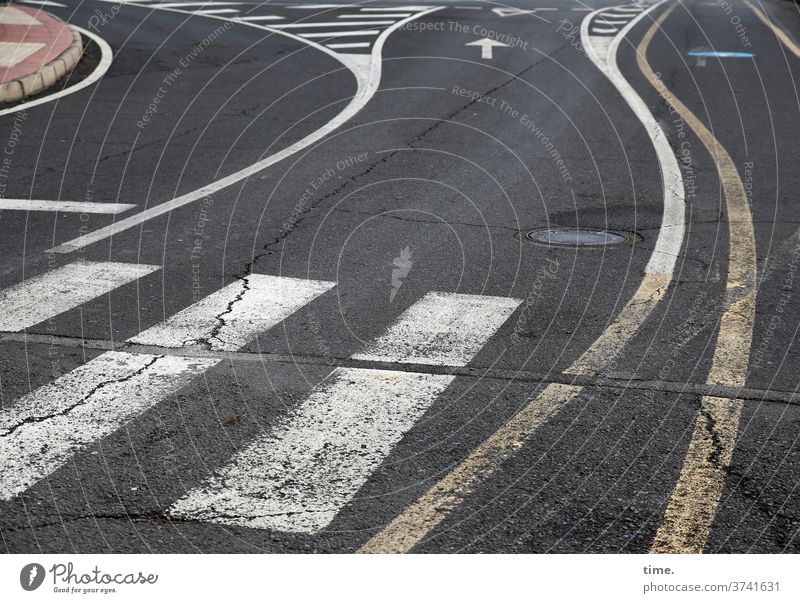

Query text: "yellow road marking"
[745, 0, 800, 58]
[639, 5, 758, 554]
[359, 273, 671, 554]
[358, 0, 687, 555]
[362, 0, 757, 554]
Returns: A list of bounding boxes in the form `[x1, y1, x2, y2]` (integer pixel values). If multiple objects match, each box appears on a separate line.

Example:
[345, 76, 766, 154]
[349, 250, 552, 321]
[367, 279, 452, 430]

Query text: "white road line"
[291, 3, 348, 8]
[591, 27, 619, 34]
[155, 2, 245, 7]
[360, 6, 432, 11]
[234, 15, 284, 21]
[585, 1, 685, 277]
[194, 8, 240, 14]
[299, 29, 381, 38]
[0, 199, 135, 214]
[326, 42, 370, 49]
[129, 275, 335, 352]
[18, 1, 67, 7]
[338, 13, 411, 18]
[595, 19, 629, 25]
[45, 7, 443, 254]
[169, 292, 521, 533]
[272, 21, 395, 28]
[0, 262, 159, 332]
[358, 0, 685, 554]
[0, 274, 335, 501]
[0, 352, 217, 501]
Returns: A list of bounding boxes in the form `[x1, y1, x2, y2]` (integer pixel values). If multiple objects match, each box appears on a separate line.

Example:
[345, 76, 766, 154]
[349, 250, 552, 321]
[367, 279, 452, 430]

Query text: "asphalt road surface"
[1, 0, 799, 554]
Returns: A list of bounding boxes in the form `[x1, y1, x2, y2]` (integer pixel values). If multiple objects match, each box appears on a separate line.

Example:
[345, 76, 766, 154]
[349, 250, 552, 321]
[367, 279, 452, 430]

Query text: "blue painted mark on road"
[688, 51, 755, 58]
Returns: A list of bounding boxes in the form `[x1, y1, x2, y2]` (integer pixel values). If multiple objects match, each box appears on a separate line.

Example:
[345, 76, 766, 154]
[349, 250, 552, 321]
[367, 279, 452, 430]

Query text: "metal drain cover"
[524, 227, 634, 247]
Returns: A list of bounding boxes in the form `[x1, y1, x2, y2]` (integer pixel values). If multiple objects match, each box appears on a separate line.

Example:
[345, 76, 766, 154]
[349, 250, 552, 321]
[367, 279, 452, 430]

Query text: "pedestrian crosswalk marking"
[0, 274, 335, 501]
[272, 21, 395, 28]
[0, 352, 216, 501]
[169, 292, 521, 533]
[129, 275, 335, 352]
[299, 29, 381, 38]
[338, 13, 412, 18]
[352, 292, 521, 366]
[326, 42, 370, 49]
[234, 15, 284, 21]
[169, 367, 455, 533]
[0, 262, 159, 332]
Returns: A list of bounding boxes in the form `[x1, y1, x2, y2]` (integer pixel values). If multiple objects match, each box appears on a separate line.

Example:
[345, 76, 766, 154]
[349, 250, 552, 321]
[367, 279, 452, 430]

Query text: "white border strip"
[581, 1, 685, 276]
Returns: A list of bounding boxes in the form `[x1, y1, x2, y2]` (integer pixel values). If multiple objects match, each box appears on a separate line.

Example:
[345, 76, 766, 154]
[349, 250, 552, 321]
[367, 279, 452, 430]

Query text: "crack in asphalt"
[331, 207, 520, 231]
[0, 356, 162, 439]
[699, 406, 725, 471]
[232, 48, 563, 278]
[190, 277, 251, 350]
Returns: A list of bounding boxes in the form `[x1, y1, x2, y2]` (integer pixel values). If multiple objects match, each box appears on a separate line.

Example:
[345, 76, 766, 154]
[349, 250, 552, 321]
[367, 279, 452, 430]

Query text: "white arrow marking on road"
[466, 37, 509, 59]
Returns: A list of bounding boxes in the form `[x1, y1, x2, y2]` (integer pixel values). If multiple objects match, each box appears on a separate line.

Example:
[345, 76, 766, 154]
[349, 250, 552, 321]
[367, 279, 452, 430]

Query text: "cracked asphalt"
[1, 0, 800, 554]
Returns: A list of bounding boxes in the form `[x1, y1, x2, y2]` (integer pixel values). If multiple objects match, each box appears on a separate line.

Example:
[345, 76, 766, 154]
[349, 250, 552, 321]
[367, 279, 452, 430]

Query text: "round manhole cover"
[524, 227, 635, 248]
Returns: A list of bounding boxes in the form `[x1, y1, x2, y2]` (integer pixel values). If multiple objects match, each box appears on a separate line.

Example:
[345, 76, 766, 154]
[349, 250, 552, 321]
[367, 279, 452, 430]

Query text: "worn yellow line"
[359, 273, 671, 554]
[362, 0, 757, 554]
[745, 0, 800, 58]
[358, 1, 686, 555]
[639, 5, 758, 554]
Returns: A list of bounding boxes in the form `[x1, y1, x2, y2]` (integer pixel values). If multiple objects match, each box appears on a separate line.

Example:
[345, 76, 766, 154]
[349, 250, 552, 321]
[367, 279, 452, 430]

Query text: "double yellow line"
[639, 4, 756, 554]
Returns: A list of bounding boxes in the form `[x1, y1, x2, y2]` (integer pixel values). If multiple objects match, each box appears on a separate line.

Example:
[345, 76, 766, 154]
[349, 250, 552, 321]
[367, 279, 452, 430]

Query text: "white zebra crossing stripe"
[326, 42, 370, 49]
[299, 30, 381, 38]
[271, 21, 395, 28]
[339, 13, 412, 18]
[170, 368, 455, 533]
[234, 15, 284, 21]
[129, 275, 335, 351]
[360, 6, 433, 11]
[169, 292, 521, 533]
[128, 274, 335, 352]
[0, 352, 216, 501]
[0, 262, 159, 332]
[0, 274, 335, 500]
[352, 292, 521, 366]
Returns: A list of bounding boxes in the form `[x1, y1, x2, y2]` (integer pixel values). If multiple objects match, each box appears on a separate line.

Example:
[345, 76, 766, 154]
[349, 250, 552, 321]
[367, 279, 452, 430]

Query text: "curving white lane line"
[581, 1, 685, 276]
[359, 0, 689, 555]
[0, 25, 114, 119]
[47, 5, 442, 254]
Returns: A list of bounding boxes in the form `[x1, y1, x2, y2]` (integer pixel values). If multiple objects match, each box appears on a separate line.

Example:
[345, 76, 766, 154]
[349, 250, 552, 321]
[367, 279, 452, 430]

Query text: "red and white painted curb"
[0, 4, 83, 103]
